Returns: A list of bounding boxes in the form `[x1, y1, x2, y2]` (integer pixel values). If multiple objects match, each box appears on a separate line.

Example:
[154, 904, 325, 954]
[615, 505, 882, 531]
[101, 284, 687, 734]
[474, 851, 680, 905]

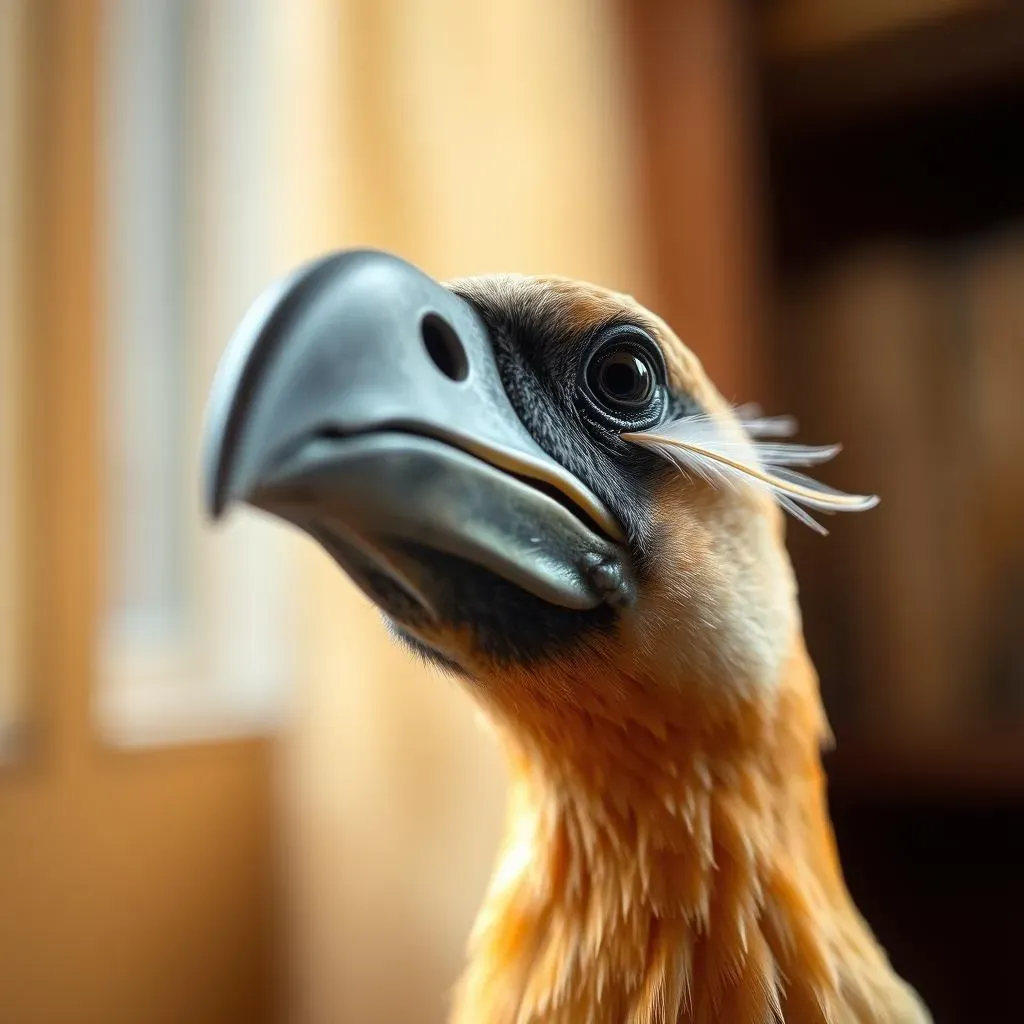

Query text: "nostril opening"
[421, 313, 468, 382]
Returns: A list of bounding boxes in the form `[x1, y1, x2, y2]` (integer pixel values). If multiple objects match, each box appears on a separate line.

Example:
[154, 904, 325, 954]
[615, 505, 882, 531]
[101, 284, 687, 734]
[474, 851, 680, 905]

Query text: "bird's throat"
[449, 649, 929, 1024]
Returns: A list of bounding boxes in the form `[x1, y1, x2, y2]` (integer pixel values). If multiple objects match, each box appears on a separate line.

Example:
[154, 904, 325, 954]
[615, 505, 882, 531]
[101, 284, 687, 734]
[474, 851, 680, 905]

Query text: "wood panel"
[620, 0, 768, 403]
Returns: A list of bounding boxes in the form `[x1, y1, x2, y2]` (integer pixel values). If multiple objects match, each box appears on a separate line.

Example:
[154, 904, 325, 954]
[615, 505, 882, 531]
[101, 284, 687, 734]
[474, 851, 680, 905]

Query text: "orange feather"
[449, 641, 928, 1023]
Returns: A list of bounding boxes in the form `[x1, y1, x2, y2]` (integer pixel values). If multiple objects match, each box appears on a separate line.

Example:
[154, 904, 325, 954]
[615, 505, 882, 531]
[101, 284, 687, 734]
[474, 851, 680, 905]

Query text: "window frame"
[95, 0, 298, 749]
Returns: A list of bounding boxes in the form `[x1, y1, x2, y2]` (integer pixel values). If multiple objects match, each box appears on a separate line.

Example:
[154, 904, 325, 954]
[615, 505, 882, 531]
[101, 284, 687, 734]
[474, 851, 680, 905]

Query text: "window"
[96, 0, 297, 746]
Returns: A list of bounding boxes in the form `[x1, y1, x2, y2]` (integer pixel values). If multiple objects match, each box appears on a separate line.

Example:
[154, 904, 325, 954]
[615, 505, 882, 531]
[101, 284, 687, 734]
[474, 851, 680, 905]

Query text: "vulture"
[204, 250, 930, 1024]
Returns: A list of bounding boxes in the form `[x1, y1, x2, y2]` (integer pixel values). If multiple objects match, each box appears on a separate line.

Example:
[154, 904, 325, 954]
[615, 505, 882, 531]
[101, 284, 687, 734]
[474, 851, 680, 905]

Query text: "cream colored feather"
[622, 405, 879, 535]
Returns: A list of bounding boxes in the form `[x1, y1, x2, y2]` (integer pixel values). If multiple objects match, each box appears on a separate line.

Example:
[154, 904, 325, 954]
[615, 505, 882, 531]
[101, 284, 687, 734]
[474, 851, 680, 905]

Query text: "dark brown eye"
[588, 349, 655, 410]
[578, 325, 667, 432]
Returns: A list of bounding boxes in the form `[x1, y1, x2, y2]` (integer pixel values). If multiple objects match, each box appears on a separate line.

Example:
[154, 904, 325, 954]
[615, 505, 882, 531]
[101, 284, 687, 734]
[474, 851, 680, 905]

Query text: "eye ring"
[578, 325, 667, 431]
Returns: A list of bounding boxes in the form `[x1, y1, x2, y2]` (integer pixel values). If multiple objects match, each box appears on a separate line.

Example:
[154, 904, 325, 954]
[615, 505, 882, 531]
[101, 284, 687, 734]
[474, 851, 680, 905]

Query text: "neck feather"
[450, 647, 929, 1024]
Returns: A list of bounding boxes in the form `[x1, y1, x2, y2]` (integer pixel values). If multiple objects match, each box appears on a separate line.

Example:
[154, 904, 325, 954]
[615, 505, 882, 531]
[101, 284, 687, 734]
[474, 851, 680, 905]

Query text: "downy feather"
[622, 405, 879, 535]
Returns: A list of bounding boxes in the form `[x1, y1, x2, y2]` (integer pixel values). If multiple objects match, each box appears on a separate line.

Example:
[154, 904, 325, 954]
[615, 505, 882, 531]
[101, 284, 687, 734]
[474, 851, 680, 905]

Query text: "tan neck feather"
[450, 647, 929, 1024]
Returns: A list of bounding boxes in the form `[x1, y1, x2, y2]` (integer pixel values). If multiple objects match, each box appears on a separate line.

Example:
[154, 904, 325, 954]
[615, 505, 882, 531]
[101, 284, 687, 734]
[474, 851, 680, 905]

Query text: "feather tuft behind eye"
[621, 404, 879, 535]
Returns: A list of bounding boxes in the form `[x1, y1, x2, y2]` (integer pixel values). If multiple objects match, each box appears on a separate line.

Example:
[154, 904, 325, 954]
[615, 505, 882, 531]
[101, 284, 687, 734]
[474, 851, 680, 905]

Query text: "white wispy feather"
[622, 404, 879, 535]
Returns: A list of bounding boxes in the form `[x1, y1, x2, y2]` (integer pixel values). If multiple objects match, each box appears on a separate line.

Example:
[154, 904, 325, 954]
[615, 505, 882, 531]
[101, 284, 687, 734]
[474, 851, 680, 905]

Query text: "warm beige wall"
[267, 2, 651, 1021]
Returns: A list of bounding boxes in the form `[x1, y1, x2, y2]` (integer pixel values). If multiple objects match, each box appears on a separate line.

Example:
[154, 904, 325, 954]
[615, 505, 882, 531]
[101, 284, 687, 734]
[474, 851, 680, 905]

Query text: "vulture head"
[204, 250, 929, 1024]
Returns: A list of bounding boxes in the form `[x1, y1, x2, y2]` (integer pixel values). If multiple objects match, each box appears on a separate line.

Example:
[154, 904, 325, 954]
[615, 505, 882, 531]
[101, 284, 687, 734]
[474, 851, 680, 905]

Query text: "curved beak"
[202, 249, 630, 615]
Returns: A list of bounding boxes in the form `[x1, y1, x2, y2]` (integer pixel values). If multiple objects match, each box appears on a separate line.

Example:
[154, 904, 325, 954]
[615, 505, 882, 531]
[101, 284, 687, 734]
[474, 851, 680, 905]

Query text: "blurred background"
[1, 0, 1022, 1021]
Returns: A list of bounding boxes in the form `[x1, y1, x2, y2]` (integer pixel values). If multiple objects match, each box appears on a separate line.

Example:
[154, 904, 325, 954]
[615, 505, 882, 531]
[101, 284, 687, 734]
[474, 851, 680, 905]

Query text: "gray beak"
[202, 249, 631, 617]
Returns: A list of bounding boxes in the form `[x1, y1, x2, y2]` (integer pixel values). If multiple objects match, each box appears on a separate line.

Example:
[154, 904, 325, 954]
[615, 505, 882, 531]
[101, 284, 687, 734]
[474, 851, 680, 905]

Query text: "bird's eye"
[579, 325, 667, 430]
[589, 350, 654, 409]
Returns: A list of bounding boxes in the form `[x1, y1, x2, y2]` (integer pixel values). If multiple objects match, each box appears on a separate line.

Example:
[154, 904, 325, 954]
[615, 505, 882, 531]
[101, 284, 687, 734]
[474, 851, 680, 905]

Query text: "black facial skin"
[387, 286, 700, 673]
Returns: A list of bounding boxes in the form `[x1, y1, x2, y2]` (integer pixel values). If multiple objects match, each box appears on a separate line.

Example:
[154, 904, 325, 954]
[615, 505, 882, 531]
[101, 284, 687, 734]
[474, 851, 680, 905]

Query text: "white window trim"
[96, 0, 297, 748]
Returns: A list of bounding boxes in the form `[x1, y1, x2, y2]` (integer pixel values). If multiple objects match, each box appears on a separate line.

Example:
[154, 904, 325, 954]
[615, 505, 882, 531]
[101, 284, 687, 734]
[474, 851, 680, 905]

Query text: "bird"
[203, 249, 931, 1024]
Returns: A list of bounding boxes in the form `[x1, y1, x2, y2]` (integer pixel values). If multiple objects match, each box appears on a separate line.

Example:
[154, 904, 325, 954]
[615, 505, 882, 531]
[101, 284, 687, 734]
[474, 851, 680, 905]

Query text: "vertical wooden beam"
[7, 0, 108, 766]
[0, 0, 31, 756]
[619, 0, 766, 403]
